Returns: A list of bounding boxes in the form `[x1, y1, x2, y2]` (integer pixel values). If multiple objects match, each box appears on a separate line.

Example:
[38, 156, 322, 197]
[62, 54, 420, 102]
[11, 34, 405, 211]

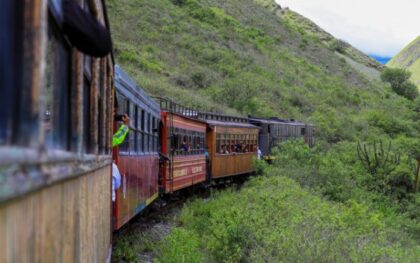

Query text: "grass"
[106, 0, 420, 261]
[156, 167, 420, 262]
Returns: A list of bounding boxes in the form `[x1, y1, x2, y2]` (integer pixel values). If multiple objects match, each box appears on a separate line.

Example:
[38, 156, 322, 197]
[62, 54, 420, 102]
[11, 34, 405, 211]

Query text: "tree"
[380, 68, 419, 100]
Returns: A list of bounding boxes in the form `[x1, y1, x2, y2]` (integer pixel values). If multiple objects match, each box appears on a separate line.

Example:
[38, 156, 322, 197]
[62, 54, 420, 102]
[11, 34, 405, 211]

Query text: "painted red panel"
[164, 155, 206, 193]
[113, 154, 159, 229]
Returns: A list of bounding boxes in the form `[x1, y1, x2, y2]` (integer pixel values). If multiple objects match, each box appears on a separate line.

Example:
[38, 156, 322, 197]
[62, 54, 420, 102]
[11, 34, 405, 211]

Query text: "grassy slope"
[107, 0, 420, 261]
[107, 0, 418, 143]
[388, 36, 420, 88]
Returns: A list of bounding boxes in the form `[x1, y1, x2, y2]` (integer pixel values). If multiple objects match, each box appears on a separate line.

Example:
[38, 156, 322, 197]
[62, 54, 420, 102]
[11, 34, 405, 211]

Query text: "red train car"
[113, 66, 160, 229]
[160, 110, 207, 193]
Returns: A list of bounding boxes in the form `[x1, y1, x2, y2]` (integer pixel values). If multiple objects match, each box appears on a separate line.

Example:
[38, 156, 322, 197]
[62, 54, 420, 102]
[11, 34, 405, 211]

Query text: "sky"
[275, 0, 420, 58]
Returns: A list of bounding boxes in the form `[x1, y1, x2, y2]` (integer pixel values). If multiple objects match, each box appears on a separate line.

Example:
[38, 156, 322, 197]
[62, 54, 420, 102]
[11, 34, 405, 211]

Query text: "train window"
[0, 0, 23, 145]
[44, 16, 71, 150]
[141, 110, 145, 131]
[136, 107, 141, 152]
[129, 103, 135, 153]
[301, 128, 306, 136]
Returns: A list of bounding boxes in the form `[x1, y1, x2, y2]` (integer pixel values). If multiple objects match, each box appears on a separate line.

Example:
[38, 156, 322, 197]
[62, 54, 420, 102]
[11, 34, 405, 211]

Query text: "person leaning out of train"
[112, 114, 130, 202]
[112, 114, 130, 147]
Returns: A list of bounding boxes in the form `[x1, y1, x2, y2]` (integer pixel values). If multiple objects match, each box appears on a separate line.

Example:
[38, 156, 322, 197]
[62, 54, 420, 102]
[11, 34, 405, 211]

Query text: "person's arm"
[112, 115, 130, 147]
[112, 124, 129, 147]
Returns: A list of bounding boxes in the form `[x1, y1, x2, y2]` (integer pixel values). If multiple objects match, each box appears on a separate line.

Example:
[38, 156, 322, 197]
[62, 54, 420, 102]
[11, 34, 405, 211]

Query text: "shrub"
[381, 68, 419, 100]
[330, 39, 347, 54]
[157, 175, 420, 262]
[155, 228, 202, 263]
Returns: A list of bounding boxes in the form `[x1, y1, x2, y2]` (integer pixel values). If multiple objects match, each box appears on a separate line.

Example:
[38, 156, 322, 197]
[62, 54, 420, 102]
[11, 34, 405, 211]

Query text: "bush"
[156, 175, 420, 262]
[155, 228, 202, 263]
[381, 68, 419, 100]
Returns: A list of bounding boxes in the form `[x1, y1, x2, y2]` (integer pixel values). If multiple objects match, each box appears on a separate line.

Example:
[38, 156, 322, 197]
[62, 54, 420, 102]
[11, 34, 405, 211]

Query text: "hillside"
[387, 36, 420, 88]
[107, 0, 420, 261]
[107, 0, 418, 143]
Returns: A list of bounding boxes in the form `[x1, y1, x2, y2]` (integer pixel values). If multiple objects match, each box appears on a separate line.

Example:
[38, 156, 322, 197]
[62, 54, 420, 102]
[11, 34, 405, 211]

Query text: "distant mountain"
[369, 54, 391, 65]
[387, 36, 420, 88]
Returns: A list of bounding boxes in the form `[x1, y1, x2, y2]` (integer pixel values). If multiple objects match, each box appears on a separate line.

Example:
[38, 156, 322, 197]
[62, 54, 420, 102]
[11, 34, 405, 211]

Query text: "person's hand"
[123, 114, 130, 125]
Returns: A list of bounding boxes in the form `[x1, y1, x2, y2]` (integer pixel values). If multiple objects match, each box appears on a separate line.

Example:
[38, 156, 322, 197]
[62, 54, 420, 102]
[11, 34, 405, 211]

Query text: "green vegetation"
[107, 0, 420, 261]
[387, 36, 420, 89]
[155, 142, 420, 262]
[381, 68, 419, 100]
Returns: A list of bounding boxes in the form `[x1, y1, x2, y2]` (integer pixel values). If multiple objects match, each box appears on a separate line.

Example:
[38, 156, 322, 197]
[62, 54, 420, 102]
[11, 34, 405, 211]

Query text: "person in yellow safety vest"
[112, 114, 130, 147]
[112, 114, 130, 202]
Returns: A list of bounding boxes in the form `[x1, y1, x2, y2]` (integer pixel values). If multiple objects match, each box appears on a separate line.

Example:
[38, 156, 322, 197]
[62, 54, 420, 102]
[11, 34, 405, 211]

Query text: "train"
[0, 0, 314, 262]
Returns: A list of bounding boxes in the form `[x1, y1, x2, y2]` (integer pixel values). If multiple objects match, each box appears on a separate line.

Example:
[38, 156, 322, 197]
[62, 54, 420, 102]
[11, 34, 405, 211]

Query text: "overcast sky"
[275, 0, 420, 57]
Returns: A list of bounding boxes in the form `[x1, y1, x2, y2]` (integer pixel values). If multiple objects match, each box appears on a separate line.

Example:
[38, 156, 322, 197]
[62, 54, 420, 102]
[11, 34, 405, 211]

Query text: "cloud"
[276, 0, 420, 57]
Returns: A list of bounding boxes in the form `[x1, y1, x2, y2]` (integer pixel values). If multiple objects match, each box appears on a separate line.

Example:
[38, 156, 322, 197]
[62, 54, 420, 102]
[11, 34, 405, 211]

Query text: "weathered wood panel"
[0, 165, 111, 263]
[207, 126, 259, 179]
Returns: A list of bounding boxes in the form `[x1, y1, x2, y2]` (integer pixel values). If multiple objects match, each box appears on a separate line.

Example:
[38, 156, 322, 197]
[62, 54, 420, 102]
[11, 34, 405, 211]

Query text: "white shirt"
[112, 163, 121, 202]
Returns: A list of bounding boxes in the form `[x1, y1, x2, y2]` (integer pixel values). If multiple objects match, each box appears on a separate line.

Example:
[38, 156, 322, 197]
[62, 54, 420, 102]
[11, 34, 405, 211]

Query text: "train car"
[113, 66, 160, 229]
[0, 0, 114, 262]
[158, 99, 207, 193]
[199, 113, 260, 179]
[248, 116, 316, 158]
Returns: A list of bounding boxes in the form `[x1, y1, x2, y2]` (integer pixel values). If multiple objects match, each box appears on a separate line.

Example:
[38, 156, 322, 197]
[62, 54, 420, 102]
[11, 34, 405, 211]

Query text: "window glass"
[1, 0, 22, 145]
[44, 18, 71, 150]
[129, 103, 135, 153]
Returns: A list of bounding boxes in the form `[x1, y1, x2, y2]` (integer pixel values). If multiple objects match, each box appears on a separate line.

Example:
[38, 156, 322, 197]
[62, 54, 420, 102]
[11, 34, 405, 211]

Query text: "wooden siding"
[211, 153, 256, 178]
[0, 165, 112, 263]
[207, 126, 259, 178]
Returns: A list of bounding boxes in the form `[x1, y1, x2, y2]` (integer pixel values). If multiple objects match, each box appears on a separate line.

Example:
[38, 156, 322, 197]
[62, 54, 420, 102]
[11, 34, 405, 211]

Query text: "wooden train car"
[113, 65, 160, 229]
[160, 112, 207, 193]
[200, 113, 260, 179]
[158, 99, 207, 193]
[0, 0, 114, 262]
[249, 116, 316, 157]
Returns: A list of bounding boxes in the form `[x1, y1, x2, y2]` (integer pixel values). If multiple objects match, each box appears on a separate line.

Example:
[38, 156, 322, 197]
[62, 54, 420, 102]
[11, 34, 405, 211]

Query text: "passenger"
[180, 140, 189, 153]
[112, 114, 130, 147]
[235, 141, 242, 153]
[257, 148, 262, 160]
[112, 162, 121, 202]
[221, 145, 229, 154]
[112, 113, 130, 202]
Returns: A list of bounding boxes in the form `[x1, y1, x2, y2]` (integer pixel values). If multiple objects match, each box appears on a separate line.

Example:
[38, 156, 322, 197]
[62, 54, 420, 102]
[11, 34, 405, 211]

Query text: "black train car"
[248, 116, 315, 158]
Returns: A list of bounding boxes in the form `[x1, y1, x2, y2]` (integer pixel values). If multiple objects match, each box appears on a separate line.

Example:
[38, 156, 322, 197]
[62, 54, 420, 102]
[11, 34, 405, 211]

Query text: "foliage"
[330, 39, 347, 54]
[357, 140, 400, 175]
[381, 68, 419, 100]
[107, 1, 420, 261]
[156, 174, 420, 262]
[155, 228, 202, 263]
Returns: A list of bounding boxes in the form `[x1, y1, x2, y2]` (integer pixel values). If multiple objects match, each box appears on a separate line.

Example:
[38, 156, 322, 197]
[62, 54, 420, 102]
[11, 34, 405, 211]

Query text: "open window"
[44, 7, 72, 150]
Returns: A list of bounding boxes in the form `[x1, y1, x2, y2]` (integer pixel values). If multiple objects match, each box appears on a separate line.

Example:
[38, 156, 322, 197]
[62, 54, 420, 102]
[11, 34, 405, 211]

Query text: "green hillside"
[388, 36, 420, 88]
[107, 0, 420, 261]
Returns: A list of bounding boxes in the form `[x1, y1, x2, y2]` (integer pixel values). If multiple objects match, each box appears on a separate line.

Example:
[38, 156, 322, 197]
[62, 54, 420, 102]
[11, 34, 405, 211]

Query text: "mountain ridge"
[387, 36, 420, 88]
[107, 0, 417, 143]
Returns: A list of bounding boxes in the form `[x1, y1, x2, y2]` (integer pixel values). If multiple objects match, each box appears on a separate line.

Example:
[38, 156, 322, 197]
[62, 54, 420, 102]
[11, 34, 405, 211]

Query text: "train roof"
[114, 65, 160, 115]
[198, 112, 249, 124]
[248, 116, 313, 126]
[205, 119, 259, 129]
[163, 111, 208, 126]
